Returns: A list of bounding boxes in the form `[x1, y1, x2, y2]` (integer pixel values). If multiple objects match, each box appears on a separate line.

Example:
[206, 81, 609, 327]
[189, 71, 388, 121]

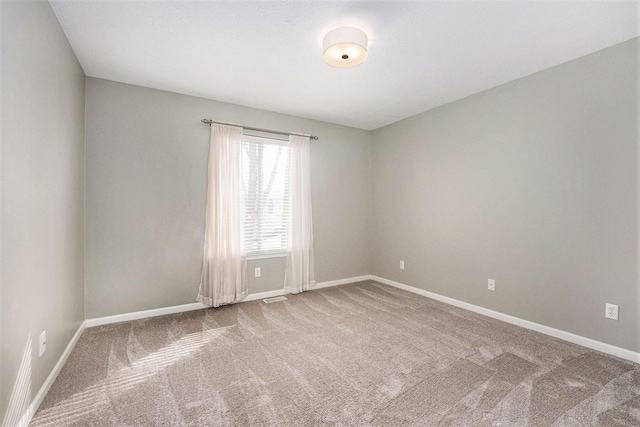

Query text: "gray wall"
[85, 78, 371, 318]
[1, 1, 85, 424]
[372, 39, 639, 352]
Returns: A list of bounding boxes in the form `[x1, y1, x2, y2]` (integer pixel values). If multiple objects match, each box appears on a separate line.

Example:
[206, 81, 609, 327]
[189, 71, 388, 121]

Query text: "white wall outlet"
[399, 260, 405, 270]
[39, 331, 46, 357]
[605, 303, 619, 320]
[255, 267, 261, 278]
[488, 279, 495, 291]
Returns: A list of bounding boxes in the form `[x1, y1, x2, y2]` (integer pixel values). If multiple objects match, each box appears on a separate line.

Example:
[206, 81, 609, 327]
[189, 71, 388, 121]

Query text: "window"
[240, 135, 290, 256]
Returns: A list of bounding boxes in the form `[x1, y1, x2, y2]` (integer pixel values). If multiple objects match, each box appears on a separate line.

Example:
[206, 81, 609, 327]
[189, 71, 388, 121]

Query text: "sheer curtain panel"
[284, 135, 315, 293]
[197, 124, 248, 307]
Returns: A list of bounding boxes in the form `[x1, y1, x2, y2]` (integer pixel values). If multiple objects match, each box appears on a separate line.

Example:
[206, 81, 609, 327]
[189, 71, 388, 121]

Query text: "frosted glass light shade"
[323, 27, 368, 68]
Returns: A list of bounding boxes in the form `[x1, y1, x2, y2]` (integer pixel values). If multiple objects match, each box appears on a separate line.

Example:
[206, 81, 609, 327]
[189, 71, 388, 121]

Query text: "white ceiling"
[49, 1, 639, 130]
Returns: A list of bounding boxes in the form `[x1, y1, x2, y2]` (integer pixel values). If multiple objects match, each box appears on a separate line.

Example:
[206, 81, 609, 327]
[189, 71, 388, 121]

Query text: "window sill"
[245, 252, 289, 261]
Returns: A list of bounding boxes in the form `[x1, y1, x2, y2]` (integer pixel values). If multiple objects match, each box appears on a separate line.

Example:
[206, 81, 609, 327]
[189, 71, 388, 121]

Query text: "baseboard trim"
[245, 275, 373, 300]
[371, 275, 640, 364]
[12, 321, 86, 427]
[84, 275, 371, 328]
[244, 289, 289, 302]
[314, 275, 372, 289]
[85, 302, 209, 328]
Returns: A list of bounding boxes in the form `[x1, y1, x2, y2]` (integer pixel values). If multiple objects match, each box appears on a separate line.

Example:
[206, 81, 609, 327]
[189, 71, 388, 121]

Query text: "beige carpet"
[31, 281, 640, 426]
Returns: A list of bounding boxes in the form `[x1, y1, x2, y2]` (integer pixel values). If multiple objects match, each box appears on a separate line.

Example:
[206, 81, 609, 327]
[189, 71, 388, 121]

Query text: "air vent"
[262, 296, 287, 304]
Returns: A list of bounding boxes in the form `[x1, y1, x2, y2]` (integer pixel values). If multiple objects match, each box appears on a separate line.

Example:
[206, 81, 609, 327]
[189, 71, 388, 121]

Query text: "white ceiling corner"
[49, 0, 639, 130]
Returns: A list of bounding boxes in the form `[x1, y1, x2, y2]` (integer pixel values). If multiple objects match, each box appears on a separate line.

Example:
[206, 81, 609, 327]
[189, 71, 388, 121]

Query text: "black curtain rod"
[201, 119, 319, 140]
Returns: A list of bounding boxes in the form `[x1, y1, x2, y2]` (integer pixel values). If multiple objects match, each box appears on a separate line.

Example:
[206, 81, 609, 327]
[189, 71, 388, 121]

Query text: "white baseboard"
[84, 275, 371, 328]
[244, 275, 372, 301]
[12, 321, 86, 427]
[314, 275, 372, 289]
[371, 275, 640, 364]
[244, 289, 289, 302]
[85, 302, 209, 328]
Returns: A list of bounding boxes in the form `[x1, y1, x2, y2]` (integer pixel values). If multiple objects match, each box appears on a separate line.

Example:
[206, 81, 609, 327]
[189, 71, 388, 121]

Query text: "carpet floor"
[31, 281, 640, 426]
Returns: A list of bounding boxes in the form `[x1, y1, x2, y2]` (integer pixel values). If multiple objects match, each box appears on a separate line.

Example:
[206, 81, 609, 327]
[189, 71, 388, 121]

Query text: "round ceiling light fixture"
[322, 27, 368, 68]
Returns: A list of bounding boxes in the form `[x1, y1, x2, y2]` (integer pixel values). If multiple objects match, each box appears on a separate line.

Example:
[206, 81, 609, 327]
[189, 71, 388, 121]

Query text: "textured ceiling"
[49, 1, 639, 130]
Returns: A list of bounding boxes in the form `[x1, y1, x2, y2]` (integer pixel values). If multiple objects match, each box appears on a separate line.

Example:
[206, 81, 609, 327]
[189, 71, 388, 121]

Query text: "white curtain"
[284, 135, 315, 293]
[197, 124, 248, 307]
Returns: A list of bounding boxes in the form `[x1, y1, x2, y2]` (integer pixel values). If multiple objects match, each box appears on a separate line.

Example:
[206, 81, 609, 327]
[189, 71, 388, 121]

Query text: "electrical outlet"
[488, 279, 495, 291]
[39, 331, 46, 357]
[255, 267, 261, 278]
[605, 303, 619, 320]
[399, 260, 405, 270]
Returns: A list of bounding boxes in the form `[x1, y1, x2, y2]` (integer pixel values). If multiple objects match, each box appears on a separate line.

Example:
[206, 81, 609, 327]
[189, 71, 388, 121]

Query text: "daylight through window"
[240, 135, 290, 255]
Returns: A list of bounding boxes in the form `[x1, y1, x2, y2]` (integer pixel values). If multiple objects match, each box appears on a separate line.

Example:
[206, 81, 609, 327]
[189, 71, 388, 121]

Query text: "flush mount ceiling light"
[322, 27, 368, 68]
